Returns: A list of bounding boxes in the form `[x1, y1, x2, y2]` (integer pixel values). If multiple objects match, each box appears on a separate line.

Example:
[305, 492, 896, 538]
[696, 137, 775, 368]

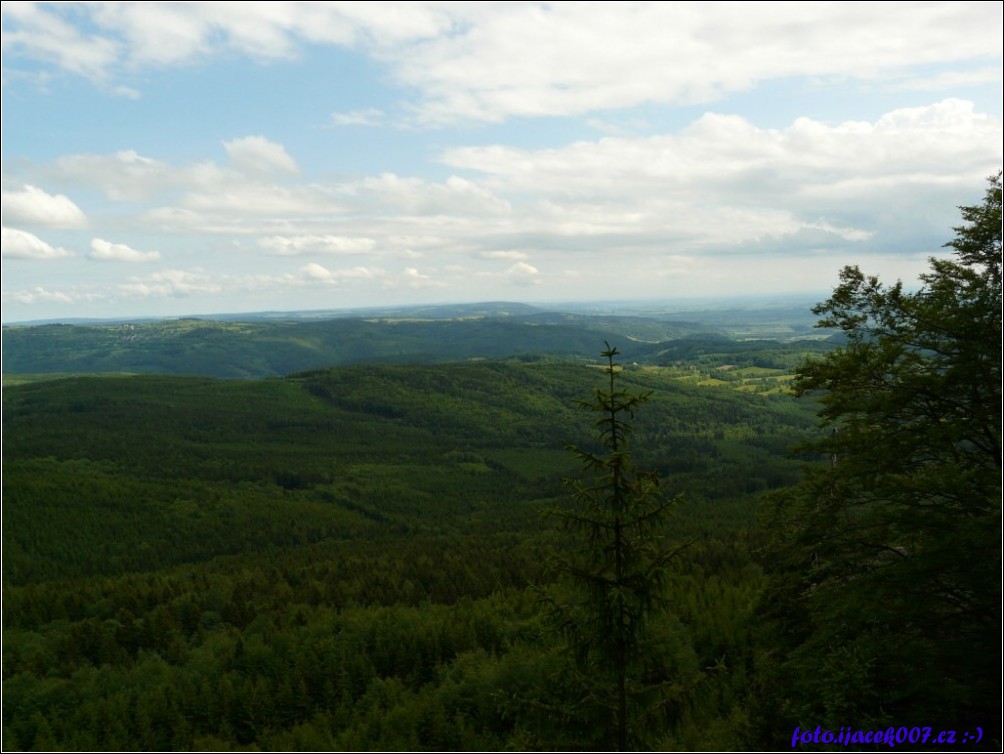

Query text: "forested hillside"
[3, 355, 817, 750]
[1, 298, 832, 381]
[1, 309, 717, 379]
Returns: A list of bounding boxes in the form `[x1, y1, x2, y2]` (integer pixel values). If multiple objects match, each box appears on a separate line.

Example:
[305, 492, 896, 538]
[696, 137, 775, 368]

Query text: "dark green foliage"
[750, 172, 1002, 744]
[3, 346, 818, 750]
[945, 170, 1002, 290]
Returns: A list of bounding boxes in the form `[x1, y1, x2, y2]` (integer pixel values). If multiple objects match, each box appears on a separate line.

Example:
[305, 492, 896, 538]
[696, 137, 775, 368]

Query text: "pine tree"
[538, 343, 687, 750]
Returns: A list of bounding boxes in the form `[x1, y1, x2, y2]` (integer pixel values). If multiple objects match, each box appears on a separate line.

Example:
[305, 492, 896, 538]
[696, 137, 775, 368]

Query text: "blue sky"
[2, 1, 1001, 322]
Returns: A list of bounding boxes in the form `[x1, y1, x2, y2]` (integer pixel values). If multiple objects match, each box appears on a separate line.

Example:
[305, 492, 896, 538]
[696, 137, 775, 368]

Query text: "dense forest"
[2, 175, 999, 750]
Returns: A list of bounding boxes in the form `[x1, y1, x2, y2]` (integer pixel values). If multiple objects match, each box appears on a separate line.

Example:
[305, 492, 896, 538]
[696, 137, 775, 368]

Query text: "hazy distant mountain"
[1, 299, 833, 379]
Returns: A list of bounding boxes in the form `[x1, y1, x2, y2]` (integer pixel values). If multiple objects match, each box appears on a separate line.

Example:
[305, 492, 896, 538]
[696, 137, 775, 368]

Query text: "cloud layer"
[4, 3, 1001, 123]
[1, 2, 1000, 319]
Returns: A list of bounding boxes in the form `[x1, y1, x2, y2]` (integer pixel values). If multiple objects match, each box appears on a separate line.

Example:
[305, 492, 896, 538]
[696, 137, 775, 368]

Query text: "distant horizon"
[1, 290, 842, 327]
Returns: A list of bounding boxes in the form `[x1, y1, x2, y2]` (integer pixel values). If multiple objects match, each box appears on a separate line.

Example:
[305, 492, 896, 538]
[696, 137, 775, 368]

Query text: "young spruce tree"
[538, 343, 687, 751]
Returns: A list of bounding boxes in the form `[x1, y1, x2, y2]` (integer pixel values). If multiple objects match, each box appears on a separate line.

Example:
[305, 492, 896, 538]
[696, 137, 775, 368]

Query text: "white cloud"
[118, 269, 221, 298]
[13, 101, 998, 277]
[260, 235, 376, 256]
[50, 145, 345, 229]
[54, 149, 180, 202]
[223, 136, 299, 176]
[384, 3, 1003, 124]
[438, 99, 1000, 249]
[82, 1, 444, 67]
[386, 234, 449, 251]
[1, 184, 87, 228]
[2, 286, 76, 305]
[156, 184, 347, 230]
[88, 238, 161, 262]
[358, 173, 511, 216]
[301, 262, 334, 281]
[503, 261, 540, 285]
[479, 250, 529, 261]
[299, 262, 383, 283]
[17, 99, 990, 309]
[403, 266, 446, 289]
[803, 222, 875, 243]
[1, 1, 120, 81]
[0, 2, 448, 83]
[1, 227, 74, 259]
[8, 4, 997, 123]
[91, 2, 221, 66]
[331, 108, 386, 126]
[444, 100, 998, 192]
